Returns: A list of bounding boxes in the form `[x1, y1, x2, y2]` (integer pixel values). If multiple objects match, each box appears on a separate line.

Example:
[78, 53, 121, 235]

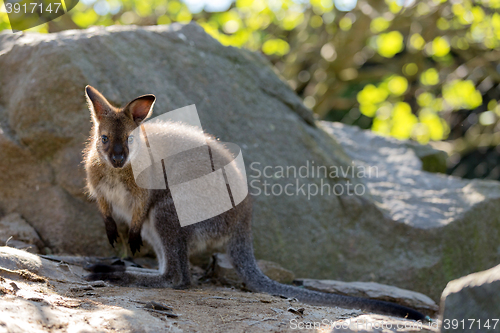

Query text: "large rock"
[440, 264, 500, 333]
[322, 123, 500, 300]
[0, 24, 499, 300]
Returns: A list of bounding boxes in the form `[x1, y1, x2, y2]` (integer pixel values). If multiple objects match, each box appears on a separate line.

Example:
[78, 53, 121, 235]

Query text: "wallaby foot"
[84, 263, 186, 288]
[128, 227, 143, 255]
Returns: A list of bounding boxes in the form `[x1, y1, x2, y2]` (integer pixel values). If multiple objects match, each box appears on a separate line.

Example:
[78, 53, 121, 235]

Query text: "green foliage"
[442, 80, 482, 111]
[376, 31, 404, 58]
[0, 0, 498, 149]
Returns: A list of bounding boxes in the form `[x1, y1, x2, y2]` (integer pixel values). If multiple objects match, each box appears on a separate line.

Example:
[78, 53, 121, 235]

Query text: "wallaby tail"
[226, 230, 426, 321]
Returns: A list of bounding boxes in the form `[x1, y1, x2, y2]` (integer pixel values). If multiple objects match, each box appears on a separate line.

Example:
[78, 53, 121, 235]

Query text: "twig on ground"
[0, 267, 47, 283]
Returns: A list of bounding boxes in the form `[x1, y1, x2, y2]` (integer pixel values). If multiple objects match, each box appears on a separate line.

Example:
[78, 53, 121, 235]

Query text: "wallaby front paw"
[84, 272, 124, 283]
[104, 216, 119, 247]
[84, 263, 125, 274]
[128, 228, 143, 255]
[173, 282, 190, 290]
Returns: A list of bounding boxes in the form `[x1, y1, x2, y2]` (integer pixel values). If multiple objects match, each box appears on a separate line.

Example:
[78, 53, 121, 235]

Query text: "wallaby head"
[85, 85, 155, 168]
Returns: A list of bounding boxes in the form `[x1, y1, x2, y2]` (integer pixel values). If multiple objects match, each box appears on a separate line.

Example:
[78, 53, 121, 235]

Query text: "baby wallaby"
[83, 85, 426, 321]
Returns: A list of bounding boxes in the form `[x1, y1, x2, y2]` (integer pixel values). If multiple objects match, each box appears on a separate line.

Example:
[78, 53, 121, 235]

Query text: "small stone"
[287, 307, 304, 316]
[90, 281, 106, 288]
[9, 282, 19, 293]
[70, 285, 94, 293]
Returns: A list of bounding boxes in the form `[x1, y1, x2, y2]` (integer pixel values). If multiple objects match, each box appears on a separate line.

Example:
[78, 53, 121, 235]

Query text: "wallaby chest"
[96, 171, 137, 222]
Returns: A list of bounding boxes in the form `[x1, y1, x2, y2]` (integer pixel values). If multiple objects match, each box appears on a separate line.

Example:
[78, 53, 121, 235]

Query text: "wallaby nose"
[112, 154, 124, 164]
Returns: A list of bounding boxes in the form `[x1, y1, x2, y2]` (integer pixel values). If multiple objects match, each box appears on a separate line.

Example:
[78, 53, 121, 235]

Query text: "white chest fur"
[96, 176, 134, 224]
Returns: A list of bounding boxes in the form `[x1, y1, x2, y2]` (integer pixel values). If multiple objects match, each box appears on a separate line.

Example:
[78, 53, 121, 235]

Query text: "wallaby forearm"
[97, 197, 119, 247]
[96, 182, 150, 253]
[128, 202, 149, 254]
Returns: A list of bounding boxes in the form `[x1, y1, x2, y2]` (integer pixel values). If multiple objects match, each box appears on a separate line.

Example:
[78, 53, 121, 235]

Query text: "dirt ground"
[0, 247, 439, 333]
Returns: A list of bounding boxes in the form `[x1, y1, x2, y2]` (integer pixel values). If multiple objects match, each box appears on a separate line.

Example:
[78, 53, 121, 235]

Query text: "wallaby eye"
[128, 135, 134, 144]
[101, 135, 109, 144]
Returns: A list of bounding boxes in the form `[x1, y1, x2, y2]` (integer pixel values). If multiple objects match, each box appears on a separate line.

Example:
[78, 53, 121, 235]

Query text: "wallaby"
[83, 85, 426, 321]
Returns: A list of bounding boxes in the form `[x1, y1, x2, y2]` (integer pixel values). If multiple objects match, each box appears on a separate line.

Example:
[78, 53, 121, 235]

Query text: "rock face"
[322, 123, 500, 300]
[440, 264, 500, 333]
[0, 23, 499, 300]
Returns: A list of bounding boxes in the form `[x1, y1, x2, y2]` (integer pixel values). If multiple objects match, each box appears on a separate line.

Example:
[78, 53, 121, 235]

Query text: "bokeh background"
[1, 0, 499, 180]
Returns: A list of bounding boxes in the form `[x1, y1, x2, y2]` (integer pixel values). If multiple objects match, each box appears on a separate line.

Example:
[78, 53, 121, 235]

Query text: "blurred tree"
[1, 0, 499, 179]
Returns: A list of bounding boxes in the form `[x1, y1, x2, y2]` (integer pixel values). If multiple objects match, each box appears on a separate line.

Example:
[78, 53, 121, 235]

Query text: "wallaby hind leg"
[226, 206, 266, 292]
[158, 229, 191, 289]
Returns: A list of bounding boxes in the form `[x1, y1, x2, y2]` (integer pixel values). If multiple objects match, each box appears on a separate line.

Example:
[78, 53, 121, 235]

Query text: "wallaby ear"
[124, 94, 156, 125]
[85, 85, 112, 123]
